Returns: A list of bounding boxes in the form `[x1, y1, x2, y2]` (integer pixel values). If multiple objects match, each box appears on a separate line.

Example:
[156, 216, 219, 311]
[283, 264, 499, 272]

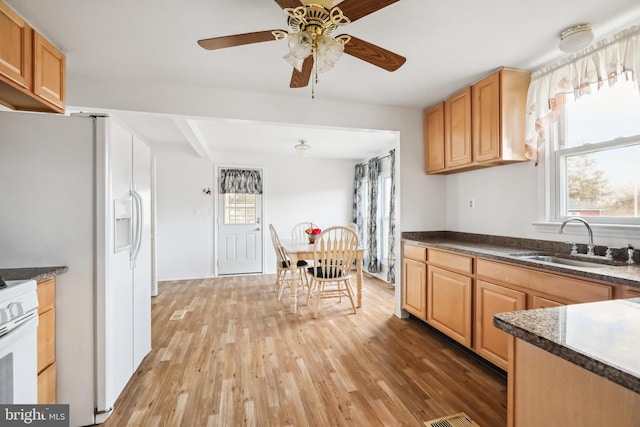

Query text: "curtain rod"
[532, 24, 640, 80]
[358, 153, 392, 167]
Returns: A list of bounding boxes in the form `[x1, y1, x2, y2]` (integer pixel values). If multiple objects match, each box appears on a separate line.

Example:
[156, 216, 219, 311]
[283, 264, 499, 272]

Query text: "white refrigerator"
[0, 110, 152, 426]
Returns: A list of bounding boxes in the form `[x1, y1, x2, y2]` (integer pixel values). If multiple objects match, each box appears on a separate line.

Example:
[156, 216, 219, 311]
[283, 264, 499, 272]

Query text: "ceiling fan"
[197, 0, 406, 90]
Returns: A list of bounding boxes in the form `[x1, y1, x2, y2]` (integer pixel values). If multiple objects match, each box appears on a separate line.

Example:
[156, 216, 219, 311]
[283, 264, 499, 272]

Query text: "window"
[377, 172, 392, 264]
[223, 193, 257, 224]
[549, 80, 640, 224]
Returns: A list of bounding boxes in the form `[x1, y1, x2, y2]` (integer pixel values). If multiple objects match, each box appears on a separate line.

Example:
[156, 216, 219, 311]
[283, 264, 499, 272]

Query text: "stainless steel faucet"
[559, 217, 595, 256]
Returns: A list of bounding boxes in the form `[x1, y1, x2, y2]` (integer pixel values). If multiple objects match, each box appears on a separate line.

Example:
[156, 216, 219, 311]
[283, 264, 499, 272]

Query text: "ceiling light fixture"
[295, 140, 311, 157]
[273, 2, 351, 98]
[559, 24, 595, 53]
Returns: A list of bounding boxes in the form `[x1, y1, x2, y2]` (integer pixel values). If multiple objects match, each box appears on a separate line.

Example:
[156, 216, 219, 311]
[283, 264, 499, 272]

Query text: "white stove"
[0, 278, 39, 404]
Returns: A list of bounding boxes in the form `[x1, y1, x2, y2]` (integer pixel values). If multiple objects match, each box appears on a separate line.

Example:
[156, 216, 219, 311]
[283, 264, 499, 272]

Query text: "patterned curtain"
[367, 157, 380, 273]
[386, 149, 396, 284]
[524, 24, 640, 164]
[352, 163, 366, 245]
[219, 169, 263, 194]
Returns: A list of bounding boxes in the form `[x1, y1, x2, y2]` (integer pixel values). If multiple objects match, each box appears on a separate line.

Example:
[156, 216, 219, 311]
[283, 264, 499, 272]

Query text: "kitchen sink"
[514, 254, 610, 268]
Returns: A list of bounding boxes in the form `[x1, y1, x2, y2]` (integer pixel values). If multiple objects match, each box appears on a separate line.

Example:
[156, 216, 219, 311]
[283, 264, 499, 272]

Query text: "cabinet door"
[475, 280, 526, 370]
[403, 258, 427, 320]
[0, 2, 32, 89]
[424, 102, 445, 173]
[427, 266, 472, 347]
[33, 31, 65, 108]
[444, 87, 472, 168]
[472, 71, 500, 162]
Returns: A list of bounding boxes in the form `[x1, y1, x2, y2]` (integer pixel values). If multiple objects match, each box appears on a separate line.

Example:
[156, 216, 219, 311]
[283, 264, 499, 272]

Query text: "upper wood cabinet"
[472, 68, 530, 165]
[423, 67, 531, 174]
[33, 32, 65, 109]
[444, 87, 472, 169]
[0, 0, 65, 113]
[423, 102, 445, 173]
[0, 1, 31, 90]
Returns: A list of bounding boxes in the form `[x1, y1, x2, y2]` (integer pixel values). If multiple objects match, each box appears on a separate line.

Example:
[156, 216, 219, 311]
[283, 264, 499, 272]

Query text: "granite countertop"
[494, 298, 640, 394]
[402, 231, 640, 288]
[0, 266, 68, 283]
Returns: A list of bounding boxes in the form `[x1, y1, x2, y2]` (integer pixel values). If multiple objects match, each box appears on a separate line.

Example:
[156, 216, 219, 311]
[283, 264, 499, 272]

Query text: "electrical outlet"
[469, 198, 475, 208]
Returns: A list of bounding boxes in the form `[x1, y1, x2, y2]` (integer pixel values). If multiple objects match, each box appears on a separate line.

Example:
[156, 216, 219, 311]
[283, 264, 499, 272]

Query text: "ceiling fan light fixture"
[283, 51, 305, 72]
[559, 24, 594, 53]
[295, 140, 311, 157]
[288, 31, 313, 58]
[315, 34, 344, 73]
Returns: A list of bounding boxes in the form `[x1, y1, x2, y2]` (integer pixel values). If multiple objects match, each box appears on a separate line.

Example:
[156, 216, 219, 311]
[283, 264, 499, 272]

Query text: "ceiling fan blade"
[336, 0, 400, 22]
[342, 35, 406, 71]
[290, 56, 314, 88]
[274, 0, 303, 9]
[197, 30, 283, 50]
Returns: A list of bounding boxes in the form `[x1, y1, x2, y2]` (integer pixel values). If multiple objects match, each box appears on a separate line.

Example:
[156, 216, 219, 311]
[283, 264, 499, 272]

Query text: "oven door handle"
[0, 310, 38, 340]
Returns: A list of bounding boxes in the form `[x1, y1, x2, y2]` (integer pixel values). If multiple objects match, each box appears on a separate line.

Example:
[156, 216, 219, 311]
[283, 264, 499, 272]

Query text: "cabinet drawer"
[37, 308, 55, 372]
[403, 243, 427, 263]
[477, 259, 612, 304]
[37, 278, 55, 314]
[428, 248, 473, 275]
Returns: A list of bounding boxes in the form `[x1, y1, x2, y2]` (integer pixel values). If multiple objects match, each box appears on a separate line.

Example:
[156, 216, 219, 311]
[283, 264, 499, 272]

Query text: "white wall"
[153, 144, 215, 280]
[69, 76, 449, 235]
[152, 144, 357, 281]
[445, 161, 539, 237]
[445, 159, 640, 248]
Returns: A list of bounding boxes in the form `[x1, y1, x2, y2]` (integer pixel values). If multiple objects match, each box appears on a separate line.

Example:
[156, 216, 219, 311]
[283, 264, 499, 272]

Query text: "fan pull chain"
[312, 50, 317, 99]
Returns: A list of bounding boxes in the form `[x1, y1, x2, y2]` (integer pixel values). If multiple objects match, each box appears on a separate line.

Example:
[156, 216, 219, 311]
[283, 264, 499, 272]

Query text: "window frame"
[538, 97, 640, 239]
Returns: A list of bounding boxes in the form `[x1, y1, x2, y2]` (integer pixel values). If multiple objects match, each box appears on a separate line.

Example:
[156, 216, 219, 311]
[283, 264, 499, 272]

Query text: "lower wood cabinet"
[402, 257, 427, 320]
[37, 278, 56, 404]
[402, 245, 619, 371]
[621, 286, 640, 298]
[475, 280, 526, 370]
[427, 265, 472, 347]
[509, 338, 640, 426]
[37, 362, 56, 405]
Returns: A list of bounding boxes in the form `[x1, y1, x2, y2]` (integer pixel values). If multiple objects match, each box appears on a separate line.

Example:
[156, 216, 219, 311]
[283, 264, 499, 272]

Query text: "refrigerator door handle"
[131, 189, 143, 263]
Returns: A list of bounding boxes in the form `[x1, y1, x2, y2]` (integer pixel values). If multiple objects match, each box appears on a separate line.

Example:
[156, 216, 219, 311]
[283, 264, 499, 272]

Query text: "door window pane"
[223, 193, 257, 224]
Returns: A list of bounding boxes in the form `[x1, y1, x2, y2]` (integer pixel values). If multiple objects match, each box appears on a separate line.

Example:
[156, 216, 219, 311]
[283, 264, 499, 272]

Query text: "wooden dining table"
[280, 239, 365, 314]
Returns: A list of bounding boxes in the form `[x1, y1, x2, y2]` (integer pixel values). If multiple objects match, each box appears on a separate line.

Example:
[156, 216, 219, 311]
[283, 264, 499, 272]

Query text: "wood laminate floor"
[101, 274, 507, 427]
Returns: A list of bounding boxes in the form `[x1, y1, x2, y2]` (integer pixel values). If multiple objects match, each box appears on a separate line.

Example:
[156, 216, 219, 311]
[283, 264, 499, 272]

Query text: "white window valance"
[524, 25, 640, 164]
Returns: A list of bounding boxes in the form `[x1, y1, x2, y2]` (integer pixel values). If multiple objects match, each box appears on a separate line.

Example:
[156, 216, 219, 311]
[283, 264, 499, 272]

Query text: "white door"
[218, 192, 263, 275]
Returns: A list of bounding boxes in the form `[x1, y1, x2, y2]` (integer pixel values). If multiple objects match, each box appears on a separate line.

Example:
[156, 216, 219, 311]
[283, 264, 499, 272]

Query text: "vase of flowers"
[305, 227, 322, 243]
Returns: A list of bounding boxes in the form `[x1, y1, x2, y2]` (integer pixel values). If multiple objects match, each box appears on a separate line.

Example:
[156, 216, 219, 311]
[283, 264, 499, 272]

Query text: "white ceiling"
[7, 0, 640, 159]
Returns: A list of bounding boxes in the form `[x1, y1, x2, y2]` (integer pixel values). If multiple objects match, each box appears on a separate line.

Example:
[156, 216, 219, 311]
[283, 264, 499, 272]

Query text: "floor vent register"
[424, 412, 480, 427]
[169, 309, 187, 320]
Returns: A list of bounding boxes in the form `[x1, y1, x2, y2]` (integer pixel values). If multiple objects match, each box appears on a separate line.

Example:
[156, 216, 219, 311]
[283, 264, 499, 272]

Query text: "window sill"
[533, 221, 640, 241]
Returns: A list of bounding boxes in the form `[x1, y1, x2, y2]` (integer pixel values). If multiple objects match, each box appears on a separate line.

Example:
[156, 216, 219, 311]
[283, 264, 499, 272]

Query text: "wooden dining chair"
[291, 221, 320, 240]
[268, 224, 308, 301]
[305, 226, 359, 318]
